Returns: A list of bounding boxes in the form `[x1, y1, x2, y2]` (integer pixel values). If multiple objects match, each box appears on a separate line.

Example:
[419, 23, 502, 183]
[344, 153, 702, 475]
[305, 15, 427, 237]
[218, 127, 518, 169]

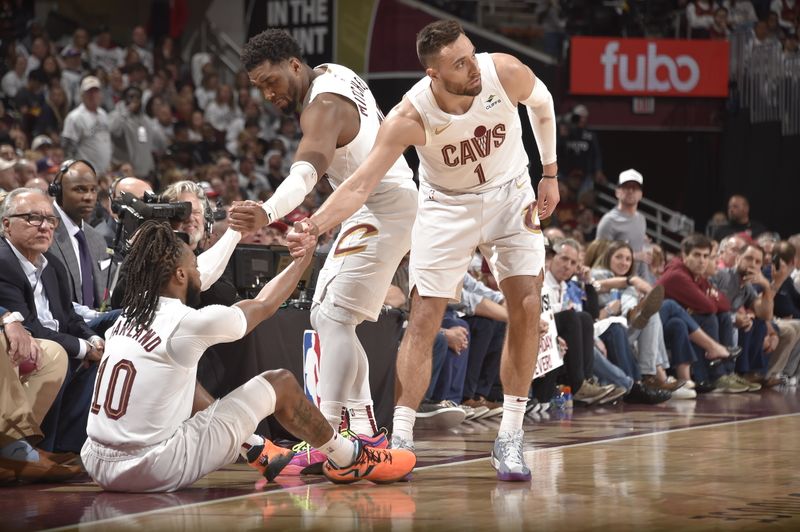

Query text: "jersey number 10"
[90, 358, 138, 420]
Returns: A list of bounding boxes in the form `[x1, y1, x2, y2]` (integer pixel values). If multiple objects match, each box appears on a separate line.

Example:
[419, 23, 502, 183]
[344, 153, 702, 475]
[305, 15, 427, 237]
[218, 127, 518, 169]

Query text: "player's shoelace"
[496, 433, 524, 468]
[290, 440, 315, 462]
[356, 445, 393, 466]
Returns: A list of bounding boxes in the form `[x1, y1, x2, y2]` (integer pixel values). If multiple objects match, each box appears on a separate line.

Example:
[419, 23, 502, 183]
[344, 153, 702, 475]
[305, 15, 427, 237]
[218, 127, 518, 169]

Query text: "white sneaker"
[669, 386, 697, 399]
[416, 400, 466, 428]
[491, 429, 531, 482]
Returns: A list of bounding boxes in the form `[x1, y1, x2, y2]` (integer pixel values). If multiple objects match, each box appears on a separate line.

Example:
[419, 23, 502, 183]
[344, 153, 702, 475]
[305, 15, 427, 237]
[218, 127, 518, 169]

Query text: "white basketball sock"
[240, 434, 265, 460]
[392, 406, 417, 442]
[320, 429, 357, 467]
[498, 394, 527, 433]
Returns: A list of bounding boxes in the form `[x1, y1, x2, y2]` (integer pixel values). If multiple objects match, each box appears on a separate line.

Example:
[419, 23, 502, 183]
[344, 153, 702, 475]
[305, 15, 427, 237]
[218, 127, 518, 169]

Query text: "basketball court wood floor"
[3, 387, 800, 531]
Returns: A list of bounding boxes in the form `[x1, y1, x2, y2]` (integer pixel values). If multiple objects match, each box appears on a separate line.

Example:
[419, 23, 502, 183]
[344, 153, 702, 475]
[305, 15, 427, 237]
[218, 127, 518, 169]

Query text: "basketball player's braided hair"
[120, 220, 184, 330]
[241, 29, 303, 71]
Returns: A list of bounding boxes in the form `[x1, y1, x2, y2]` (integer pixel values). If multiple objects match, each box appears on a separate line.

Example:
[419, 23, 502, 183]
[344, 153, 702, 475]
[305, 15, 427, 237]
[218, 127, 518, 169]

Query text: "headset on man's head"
[48, 159, 96, 202]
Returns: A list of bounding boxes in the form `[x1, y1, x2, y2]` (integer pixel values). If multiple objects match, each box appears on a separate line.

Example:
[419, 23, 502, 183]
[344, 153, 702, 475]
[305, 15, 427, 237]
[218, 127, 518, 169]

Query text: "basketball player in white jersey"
[81, 221, 415, 492]
[290, 20, 559, 481]
[228, 30, 417, 464]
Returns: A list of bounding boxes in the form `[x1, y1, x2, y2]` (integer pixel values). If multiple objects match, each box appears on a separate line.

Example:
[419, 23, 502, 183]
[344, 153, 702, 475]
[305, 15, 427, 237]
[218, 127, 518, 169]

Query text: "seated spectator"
[543, 239, 622, 405]
[760, 240, 800, 380]
[658, 234, 748, 392]
[0, 188, 103, 452]
[711, 194, 768, 241]
[712, 242, 788, 387]
[718, 234, 747, 269]
[1, 306, 82, 482]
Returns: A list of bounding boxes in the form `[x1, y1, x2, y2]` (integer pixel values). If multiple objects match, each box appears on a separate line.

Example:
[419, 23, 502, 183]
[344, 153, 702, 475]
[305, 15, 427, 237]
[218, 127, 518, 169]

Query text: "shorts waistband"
[85, 438, 162, 460]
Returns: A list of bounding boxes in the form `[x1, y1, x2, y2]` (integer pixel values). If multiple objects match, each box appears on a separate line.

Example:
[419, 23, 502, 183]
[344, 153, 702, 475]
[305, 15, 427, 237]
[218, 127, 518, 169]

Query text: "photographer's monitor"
[271, 245, 323, 293]
[232, 245, 274, 292]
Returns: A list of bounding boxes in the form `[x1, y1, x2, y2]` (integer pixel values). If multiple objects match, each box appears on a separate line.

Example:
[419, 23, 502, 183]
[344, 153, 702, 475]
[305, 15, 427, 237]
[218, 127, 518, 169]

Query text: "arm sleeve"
[197, 229, 242, 291]
[521, 78, 557, 166]
[168, 305, 248, 367]
[260, 161, 318, 223]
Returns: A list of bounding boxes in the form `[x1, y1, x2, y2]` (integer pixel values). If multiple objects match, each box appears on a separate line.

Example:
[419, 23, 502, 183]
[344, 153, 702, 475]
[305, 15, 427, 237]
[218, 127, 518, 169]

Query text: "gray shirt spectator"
[713, 267, 758, 310]
[596, 207, 647, 252]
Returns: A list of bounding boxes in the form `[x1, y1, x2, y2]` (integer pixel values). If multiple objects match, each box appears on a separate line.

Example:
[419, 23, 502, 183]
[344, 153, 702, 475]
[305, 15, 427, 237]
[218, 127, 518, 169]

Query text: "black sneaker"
[623, 382, 671, 404]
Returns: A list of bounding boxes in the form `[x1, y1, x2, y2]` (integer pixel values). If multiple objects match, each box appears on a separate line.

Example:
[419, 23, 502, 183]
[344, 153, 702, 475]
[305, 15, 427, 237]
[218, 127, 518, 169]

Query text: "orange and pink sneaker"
[323, 438, 416, 485]
[246, 439, 296, 482]
[282, 429, 389, 476]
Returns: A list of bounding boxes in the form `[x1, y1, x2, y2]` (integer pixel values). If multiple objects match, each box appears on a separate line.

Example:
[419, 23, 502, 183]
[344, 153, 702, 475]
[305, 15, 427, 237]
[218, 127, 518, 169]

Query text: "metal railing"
[181, 17, 243, 84]
[730, 28, 800, 136]
[594, 183, 695, 251]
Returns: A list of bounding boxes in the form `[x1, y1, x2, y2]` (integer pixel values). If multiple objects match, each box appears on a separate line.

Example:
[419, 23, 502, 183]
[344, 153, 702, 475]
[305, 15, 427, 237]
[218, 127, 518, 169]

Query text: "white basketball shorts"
[410, 173, 545, 301]
[81, 376, 276, 492]
[313, 181, 417, 322]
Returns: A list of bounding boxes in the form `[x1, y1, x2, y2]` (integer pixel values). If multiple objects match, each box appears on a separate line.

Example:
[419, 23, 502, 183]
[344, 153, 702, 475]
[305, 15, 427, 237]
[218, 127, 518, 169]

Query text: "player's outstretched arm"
[228, 94, 352, 232]
[234, 239, 316, 333]
[493, 53, 559, 219]
[304, 99, 424, 235]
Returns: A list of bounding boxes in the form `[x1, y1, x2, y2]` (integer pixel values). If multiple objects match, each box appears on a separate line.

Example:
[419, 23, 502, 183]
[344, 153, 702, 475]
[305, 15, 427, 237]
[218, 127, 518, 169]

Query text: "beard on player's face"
[185, 276, 202, 309]
[442, 75, 482, 97]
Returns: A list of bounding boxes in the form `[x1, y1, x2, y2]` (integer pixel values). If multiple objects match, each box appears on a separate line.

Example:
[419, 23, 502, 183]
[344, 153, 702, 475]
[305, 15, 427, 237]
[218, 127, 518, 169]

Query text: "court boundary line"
[45, 412, 800, 531]
[418, 411, 800, 471]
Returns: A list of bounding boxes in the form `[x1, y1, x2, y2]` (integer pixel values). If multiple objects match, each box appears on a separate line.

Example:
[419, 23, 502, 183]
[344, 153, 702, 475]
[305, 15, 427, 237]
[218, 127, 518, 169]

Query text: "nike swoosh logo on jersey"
[434, 122, 453, 135]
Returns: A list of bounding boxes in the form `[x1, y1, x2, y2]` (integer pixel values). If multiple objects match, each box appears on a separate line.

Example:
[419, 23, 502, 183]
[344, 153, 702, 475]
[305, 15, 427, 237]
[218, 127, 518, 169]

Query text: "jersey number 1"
[90, 358, 138, 420]
[474, 163, 486, 184]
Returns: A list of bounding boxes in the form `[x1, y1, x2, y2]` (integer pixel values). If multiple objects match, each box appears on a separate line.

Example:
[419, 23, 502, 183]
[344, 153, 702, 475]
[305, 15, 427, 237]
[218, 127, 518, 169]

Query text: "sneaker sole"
[415, 409, 466, 429]
[490, 455, 531, 482]
[630, 285, 664, 329]
[482, 406, 504, 419]
[597, 388, 627, 404]
[264, 451, 296, 482]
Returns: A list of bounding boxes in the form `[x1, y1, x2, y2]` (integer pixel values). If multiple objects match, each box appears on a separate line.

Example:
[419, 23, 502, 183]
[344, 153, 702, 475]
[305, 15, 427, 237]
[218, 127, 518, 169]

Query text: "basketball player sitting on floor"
[80, 221, 415, 492]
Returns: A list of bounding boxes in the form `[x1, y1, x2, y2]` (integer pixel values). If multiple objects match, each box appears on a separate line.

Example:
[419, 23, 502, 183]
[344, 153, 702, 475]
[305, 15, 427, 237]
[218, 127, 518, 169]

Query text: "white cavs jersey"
[407, 53, 530, 194]
[305, 63, 413, 194]
[86, 298, 247, 447]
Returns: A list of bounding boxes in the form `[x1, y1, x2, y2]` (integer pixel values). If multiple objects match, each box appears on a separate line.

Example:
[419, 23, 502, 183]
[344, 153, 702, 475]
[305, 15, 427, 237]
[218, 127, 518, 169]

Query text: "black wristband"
[541, 174, 557, 179]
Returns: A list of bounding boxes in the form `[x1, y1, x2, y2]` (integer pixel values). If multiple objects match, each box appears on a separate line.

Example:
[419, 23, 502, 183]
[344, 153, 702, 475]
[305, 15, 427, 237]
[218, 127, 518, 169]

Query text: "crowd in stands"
[2, 6, 800, 483]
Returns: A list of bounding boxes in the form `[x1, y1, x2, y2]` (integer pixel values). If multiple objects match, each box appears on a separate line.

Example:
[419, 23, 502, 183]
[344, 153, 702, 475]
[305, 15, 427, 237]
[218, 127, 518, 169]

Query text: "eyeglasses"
[6, 213, 60, 228]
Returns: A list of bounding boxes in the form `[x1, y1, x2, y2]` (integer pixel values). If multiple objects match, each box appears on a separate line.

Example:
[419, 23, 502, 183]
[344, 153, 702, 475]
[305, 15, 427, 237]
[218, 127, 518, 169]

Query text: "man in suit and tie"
[48, 160, 116, 316]
[0, 188, 104, 452]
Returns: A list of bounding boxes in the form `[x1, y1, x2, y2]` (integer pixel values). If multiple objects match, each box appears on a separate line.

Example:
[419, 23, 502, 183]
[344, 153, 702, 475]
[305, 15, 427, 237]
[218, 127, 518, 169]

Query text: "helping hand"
[287, 220, 318, 259]
[228, 200, 267, 235]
